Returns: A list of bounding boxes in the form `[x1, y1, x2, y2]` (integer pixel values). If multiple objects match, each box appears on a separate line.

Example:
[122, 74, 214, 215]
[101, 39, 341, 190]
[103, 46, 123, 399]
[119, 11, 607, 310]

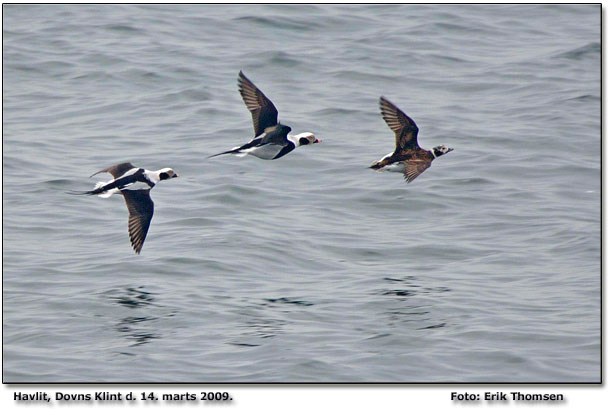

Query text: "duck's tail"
[66, 182, 115, 197]
[207, 147, 243, 159]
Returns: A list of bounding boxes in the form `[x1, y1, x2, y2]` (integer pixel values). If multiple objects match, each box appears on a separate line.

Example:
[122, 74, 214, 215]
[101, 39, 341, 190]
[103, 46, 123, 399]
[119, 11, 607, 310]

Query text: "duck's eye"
[299, 138, 310, 145]
[160, 172, 170, 180]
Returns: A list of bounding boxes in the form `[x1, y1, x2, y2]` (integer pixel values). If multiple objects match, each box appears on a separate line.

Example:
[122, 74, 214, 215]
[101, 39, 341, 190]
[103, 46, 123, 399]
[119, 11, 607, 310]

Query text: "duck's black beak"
[314, 139, 322, 144]
[447, 148, 454, 152]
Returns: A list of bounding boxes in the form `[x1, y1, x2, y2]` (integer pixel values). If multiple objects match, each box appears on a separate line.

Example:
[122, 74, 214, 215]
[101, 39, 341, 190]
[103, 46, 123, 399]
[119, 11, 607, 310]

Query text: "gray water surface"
[2, 4, 600, 382]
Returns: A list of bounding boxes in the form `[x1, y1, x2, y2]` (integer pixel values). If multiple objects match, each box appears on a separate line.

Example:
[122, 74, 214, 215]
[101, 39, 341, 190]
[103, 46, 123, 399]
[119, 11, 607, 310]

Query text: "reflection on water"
[380, 275, 450, 330]
[263, 297, 314, 307]
[112, 287, 156, 309]
[238, 307, 288, 340]
[104, 286, 167, 348]
[116, 316, 160, 347]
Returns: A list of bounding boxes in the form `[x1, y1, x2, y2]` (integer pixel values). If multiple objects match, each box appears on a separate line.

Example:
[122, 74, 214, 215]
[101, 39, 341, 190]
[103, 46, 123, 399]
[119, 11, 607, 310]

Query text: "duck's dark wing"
[260, 124, 292, 145]
[271, 143, 296, 160]
[90, 162, 136, 178]
[121, 189, 154, 254]
[238, 71, 278, 137]
[404, 159, 431, 183]
[379, 97, 420, 152]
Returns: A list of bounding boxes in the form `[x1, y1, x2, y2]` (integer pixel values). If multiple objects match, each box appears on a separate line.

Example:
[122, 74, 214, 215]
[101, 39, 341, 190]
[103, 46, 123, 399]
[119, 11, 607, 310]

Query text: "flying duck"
[370, 96, 453, 183]
[209, 71, 321, 160]
[69, 162, 179, 254]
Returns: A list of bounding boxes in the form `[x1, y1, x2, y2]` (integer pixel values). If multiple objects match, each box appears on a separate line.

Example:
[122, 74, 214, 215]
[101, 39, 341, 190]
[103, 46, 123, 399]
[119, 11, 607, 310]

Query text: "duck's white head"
[290, 132, 321, 147]
[158, 168, 179, 181]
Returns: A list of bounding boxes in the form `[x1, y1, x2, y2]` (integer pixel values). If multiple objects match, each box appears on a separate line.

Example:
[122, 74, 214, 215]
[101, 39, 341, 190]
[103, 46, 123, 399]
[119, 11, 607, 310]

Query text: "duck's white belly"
[245, 144, 284, 160]
[383, 162, 406, 172]
[376, 153, 405, 172]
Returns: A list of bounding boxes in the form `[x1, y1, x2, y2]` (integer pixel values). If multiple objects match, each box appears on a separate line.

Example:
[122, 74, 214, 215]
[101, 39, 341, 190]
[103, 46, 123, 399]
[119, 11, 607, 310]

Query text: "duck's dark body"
[208, 123, 296, 160]
[370, 148, 434, 170]
[209, 71, 319, 160]
[83, 167, 155, 196]
[68, 162, 178, 254]
[370, 97, 452, 183]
